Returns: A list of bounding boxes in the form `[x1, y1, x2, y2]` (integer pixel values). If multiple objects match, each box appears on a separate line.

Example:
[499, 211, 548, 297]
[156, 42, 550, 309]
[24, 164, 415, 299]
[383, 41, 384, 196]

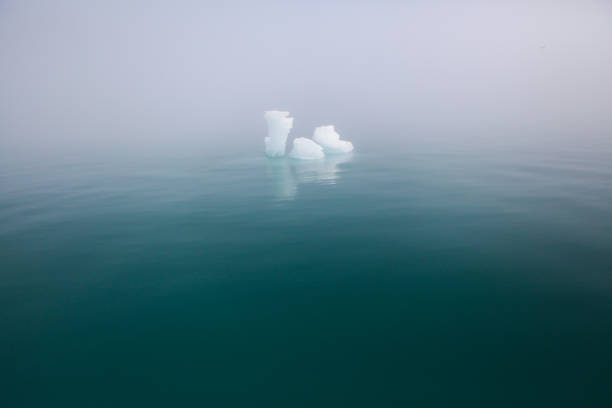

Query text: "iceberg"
[264, 110, 293, 157]
[289, 137, 325, 160]
[312, 125, 354, 154]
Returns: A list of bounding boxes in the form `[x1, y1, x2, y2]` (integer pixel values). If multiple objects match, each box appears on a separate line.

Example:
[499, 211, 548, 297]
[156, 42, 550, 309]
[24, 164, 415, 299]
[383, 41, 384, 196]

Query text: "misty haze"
[1, 1, 612, 406]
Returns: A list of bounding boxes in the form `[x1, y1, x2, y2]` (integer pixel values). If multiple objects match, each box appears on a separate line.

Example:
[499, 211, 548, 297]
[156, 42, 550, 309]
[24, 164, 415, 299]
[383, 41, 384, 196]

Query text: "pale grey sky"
[1, 0, 611, 155]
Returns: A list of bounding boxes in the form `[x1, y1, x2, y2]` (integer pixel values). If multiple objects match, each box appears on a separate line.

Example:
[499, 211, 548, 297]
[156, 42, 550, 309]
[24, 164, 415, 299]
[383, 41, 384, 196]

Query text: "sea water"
[1, 140, 612, 406]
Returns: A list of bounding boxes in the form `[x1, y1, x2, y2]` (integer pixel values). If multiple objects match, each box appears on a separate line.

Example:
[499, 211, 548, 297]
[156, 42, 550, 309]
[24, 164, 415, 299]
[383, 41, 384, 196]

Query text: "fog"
[1, 0, 611, 157]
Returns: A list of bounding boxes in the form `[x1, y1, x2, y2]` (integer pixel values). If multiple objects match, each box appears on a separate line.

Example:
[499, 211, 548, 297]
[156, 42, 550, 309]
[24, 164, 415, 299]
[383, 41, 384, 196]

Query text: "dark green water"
[2, 144, 612, 406]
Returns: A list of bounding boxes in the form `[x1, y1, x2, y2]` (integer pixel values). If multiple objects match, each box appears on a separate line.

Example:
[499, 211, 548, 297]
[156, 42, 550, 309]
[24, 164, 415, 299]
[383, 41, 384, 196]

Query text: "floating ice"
[288, 137, 325, 160]
[312, 125, 354, 154]
[264, 110, 293, 157]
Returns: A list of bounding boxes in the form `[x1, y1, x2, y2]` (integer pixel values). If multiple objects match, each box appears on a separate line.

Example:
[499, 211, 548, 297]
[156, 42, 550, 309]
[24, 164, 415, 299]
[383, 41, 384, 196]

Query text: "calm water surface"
[1, 142, 612, 406]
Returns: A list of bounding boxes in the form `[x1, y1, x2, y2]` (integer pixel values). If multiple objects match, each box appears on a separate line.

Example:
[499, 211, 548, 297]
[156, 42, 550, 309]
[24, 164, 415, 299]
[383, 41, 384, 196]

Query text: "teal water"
[1, 144, 612, 406]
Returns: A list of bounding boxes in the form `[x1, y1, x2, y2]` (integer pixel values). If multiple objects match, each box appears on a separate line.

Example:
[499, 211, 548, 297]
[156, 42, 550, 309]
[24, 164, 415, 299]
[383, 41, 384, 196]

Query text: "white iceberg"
[312, 125, 353, 154]
[264, 110, 293, 157]
[288, 137, 324, 160]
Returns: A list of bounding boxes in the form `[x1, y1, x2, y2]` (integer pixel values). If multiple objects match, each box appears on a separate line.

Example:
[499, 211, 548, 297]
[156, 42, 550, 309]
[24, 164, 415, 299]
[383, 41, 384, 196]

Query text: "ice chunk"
[288, 137, 324, 160]
[264, 110, 293, 157]
[312, 125, 353, 154]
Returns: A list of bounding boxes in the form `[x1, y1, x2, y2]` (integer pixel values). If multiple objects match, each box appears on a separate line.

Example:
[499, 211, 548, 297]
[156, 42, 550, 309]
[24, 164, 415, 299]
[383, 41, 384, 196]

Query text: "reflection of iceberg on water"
[266, 158, 297, 201]
[267, 154, 353, 201]
[292, 153, 352, 185]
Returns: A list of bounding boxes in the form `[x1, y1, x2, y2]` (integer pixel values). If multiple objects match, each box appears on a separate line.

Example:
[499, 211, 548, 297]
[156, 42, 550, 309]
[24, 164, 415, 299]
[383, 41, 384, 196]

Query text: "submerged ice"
[312, 125, 354, 154]
[289, 137, 325, 160]
[264, 110, 293, 157]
